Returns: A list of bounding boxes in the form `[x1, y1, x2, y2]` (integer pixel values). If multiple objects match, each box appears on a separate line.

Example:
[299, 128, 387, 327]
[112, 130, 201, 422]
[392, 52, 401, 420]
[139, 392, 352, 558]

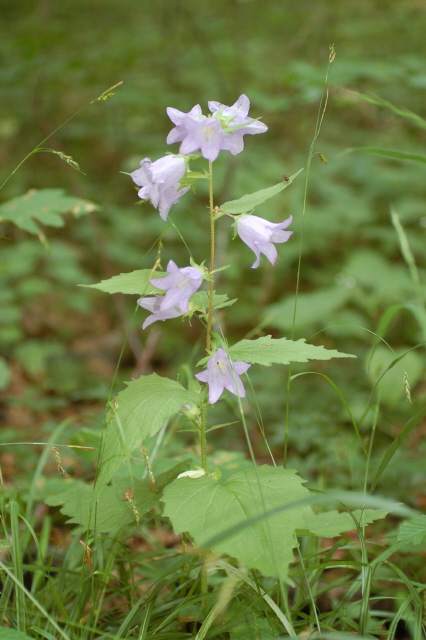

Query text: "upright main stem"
[206, 162, 215, 353]
[200, 162, 215, 472]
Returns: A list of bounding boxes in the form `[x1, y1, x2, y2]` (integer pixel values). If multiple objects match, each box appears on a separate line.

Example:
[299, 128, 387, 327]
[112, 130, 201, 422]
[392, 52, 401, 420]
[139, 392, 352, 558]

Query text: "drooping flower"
[138, 260, 203, 328]
[166, 95, 267, 162]
[236, 214, 293, 269]
[151, 260, 203, 313]
[130, 155, 189, 220]
[137, 297, 184, 330]
[195, 348, 251, 404]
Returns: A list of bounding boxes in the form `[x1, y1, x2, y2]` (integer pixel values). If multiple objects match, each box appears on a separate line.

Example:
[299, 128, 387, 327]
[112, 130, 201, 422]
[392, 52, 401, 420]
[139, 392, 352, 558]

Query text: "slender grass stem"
[0, 81, 122, 191]
[284, 45, 335, 467]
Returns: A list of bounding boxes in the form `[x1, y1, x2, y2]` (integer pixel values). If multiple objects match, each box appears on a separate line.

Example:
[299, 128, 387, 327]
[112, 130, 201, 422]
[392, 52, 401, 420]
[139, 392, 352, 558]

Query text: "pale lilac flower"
[130, 155, 189, 221]
[137, 296, 184, 329]
[209, 94, 268, 155]
[151, 260, 203, 312]
[138, 260, 203, 328]
[166, 104, 203, 144]
[167, 107, 229, 162]
[195, 348, 251, 404]
[166, 95, 267, 162]
[180, 117, 232, 162]
[236, 214, 293, 269]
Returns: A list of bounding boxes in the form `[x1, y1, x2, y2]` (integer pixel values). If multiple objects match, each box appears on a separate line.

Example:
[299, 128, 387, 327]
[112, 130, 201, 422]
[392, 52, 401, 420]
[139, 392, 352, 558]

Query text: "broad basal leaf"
[162, 466, 311, 580]
[45, 480, 159, 534]
[228, 336, 355, 366]
[0, 188, 97, 236]
[96, 374, 195, 490]
[46, 460, 194, 533]
[397, 515, 426, 546]
[162, 466, 386, 579]
[220, 169, 303, 214]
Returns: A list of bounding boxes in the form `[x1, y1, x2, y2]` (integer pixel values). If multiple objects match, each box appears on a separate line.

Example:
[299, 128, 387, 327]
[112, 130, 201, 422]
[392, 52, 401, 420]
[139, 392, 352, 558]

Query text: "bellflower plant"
[130, 154, 189, 220]
[236, 214, 293, 268]
[76, 68, 363, 613]
[51, 53, 378, 630]
[195, 348, 251, 404]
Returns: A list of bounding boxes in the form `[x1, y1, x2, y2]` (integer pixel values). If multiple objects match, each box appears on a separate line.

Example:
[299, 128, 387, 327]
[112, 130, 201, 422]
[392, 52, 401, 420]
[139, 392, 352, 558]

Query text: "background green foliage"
[2, 0, 426, 495]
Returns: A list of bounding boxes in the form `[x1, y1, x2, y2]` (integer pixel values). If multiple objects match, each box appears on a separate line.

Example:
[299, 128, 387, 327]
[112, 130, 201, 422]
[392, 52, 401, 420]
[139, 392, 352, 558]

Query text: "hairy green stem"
[200, 400, 208, 471]
[199, 162, 215, 474]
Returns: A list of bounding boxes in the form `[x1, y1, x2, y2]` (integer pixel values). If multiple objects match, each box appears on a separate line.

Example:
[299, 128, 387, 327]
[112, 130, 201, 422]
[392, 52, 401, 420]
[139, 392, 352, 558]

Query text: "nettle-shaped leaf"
[228, 335, 355, 365]
[83, 270, 235, 311]
[162, 466, 386, 580]
[220, 169, 303, 214]
[45, 459, 193, 534]
[45, 480, 159, 535]
[83, 269, 165, 295]
[397, 515, 426, 546]
[0, 188, 97, 239]
[96, 374, 198, 491]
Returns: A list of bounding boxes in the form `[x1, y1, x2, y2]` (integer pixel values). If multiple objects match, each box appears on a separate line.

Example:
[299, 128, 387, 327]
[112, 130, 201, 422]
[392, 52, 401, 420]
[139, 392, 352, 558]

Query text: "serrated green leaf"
[162, 467, 385, 580]
[96, 374, 195, 490]
[301, 508, 387, 537]
[81, 274, 236, 316]
[82, 269, 164, 295]
[45, 480, 158, 533]
[228, 336, 355, 366]
[0, 188, 97, 235]
[397, 515, 426, 545]
[191, 291, 236, 313]
[220, 169, 303, 214]
[162, 466, 311, 579]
